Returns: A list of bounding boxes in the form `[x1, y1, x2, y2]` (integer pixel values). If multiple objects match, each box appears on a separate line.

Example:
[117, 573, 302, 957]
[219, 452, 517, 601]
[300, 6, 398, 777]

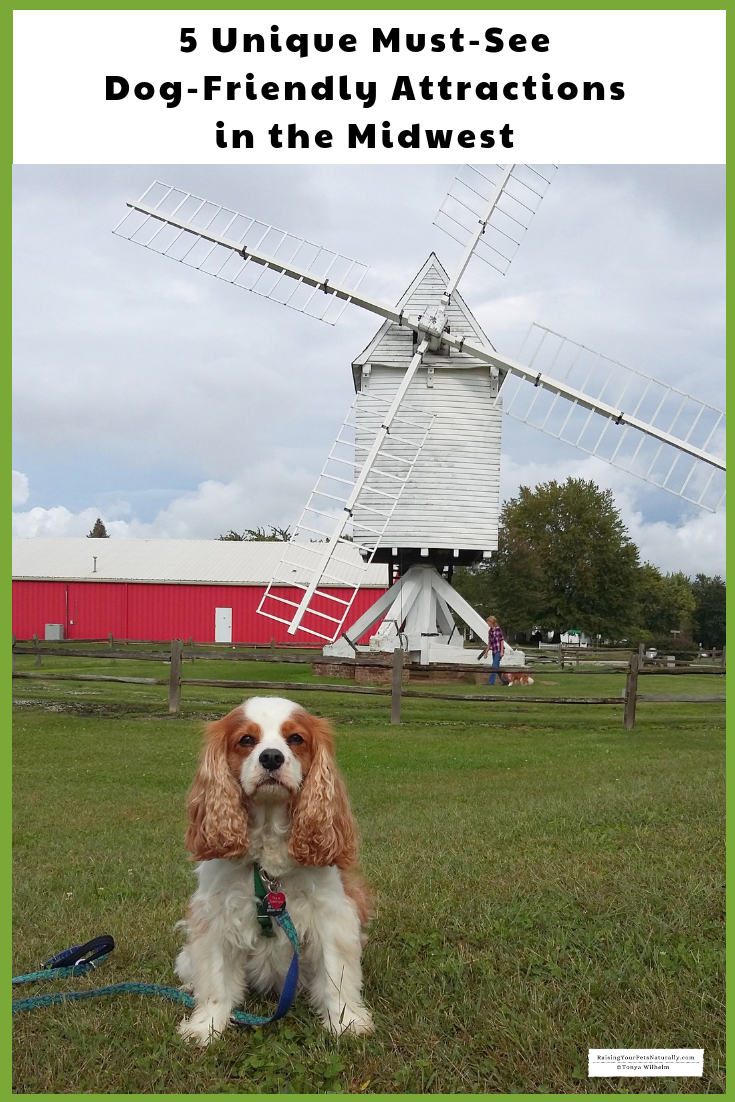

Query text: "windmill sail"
[435, 164, 557, 279]
[113, 181, 369, 324]
[497, 325, 726, 511]
[257, 392, 433, 641]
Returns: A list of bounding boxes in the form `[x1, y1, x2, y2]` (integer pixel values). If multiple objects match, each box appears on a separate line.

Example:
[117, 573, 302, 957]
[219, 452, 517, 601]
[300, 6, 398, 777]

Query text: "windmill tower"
[352, 253, 503, 561]
[336, 252, 507, 664]
[114, 166, 725, 666]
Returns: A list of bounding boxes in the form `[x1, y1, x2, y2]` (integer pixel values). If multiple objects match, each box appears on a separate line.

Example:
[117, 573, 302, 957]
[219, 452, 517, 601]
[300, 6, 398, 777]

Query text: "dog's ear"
[185, 713, 249, 861]
[289, 716, 358, 869]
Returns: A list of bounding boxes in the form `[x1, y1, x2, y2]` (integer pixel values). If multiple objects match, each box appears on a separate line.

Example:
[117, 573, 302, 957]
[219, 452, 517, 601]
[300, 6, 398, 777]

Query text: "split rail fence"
[12, 637, 725, 728]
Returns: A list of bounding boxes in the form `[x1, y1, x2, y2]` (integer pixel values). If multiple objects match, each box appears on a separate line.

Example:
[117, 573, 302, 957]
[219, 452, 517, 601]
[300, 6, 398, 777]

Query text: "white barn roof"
[12, 538, 388, 588]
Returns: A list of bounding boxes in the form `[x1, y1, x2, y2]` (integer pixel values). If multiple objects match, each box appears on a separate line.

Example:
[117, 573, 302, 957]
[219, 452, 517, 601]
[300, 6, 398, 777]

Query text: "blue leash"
[13, 916, 300, 1026]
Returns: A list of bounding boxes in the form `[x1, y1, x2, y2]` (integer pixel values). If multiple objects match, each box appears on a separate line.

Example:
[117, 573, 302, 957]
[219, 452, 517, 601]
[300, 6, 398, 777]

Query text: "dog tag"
[266, 891, 286, 913]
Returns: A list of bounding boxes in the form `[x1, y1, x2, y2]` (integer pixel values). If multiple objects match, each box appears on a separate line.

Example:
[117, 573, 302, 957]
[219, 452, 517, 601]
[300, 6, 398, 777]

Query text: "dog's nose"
[259, 748, 285, 772]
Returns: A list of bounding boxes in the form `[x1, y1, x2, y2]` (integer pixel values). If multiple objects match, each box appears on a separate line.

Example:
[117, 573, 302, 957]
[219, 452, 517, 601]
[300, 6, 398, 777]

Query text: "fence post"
[169, 639, 183, 715]
[638, 642, 645, 664]
[721, 646, 726, 671]
[558, 642, 564, 670]
[623, 652, 639, 730]
[33, 633, 42, 667]
[189, 636, 195, 664]
[109, 633, 115, 664]
[270, 637, 276, 653]
[11, 634, 15, 672]
[391, 647, 403, 724]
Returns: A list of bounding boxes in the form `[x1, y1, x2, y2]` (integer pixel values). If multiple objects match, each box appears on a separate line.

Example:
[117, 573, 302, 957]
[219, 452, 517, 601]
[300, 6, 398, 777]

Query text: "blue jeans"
[488, 651, 508, 685]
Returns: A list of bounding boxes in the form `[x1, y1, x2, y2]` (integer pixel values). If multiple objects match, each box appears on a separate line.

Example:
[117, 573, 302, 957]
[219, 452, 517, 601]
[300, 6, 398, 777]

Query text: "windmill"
[114, 166, 725, 666]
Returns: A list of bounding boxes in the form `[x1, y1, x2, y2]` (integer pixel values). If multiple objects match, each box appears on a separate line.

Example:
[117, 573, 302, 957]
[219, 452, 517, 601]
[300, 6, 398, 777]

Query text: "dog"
[175, 697, 374, 1045]
[502, 672, 534, 686]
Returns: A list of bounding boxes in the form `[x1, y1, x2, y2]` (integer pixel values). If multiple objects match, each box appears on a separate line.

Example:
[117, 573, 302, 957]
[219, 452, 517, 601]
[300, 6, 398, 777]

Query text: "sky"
[12, 164, 725, 577]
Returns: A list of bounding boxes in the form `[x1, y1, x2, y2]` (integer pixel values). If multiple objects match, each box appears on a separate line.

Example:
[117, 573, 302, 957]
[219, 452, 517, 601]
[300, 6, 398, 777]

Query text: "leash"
[13, 881, 300, 1026]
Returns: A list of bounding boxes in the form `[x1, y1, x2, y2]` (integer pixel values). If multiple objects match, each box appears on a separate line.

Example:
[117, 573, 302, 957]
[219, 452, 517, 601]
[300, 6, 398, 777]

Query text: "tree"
[454, 478, 639, 640]
[634, 564, 695, 639]
[217, 526, 292, 542]
[87, 517, 109, 538]
[691, 574, 726, 648]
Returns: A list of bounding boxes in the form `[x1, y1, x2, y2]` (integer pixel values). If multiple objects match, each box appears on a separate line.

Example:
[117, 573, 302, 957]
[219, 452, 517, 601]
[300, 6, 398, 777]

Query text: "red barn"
[11, 538, 388, 645]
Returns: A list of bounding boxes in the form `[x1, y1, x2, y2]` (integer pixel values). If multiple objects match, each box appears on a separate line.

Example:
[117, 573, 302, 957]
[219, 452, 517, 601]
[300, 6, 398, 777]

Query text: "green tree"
[217, 525, 292, 541]
[87, 517, 109, 538]
[691, 574, 726, 648]
[634, 564, 696, 638]
[455, 478, 639, 640]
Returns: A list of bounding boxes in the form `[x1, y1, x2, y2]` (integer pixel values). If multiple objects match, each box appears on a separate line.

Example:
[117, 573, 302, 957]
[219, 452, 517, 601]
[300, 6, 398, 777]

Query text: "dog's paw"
[324, 1008, 375, 1036]
[346, 1011, 375, 1036]
[177, 1013, 227, 1046]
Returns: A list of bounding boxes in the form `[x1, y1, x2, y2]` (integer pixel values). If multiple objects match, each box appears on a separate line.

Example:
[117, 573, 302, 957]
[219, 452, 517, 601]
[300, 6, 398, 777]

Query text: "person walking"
[483, 615, 509, 686]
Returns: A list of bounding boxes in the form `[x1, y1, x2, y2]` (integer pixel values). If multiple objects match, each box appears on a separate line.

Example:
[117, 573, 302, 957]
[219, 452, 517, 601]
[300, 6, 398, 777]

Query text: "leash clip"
[258, 867, 280, 893]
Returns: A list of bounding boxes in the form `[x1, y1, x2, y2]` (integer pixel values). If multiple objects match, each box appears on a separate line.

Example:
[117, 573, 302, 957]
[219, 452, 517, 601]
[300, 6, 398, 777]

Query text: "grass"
[12, 663, 725, 1094]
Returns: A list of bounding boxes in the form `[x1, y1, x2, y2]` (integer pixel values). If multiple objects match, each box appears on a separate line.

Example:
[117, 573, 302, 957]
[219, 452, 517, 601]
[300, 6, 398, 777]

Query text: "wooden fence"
[12, 638, 725, 728]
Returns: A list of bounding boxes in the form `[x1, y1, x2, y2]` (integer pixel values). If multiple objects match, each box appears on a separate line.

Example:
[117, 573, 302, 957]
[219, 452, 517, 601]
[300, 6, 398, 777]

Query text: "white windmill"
[114, 166, 725, 666]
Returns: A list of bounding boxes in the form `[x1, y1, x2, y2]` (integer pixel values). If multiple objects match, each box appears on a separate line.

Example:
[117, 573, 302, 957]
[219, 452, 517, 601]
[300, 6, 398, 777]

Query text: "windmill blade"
[114, 183, 472, 341]
[435, 164, 557, 285]
[497, 325, 726, 511]
[278, 338, 430, 636]
[258, 388, 434, 641]
[113, 181, 369, 324]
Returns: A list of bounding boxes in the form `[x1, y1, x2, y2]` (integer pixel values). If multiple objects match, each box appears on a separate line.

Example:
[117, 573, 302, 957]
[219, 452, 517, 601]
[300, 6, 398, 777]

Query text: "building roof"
[351, 253, 499, 390]
[12, 538, 389, 588]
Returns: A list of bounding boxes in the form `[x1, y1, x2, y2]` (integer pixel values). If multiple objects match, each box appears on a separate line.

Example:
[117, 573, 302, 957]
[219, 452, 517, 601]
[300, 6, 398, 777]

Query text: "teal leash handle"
[12, 956, 110, 985]
[12, 913, 299, 1026]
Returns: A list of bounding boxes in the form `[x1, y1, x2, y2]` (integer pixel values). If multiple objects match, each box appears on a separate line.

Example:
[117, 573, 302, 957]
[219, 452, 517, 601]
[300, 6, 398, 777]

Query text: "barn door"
[214, 607, 232, 643]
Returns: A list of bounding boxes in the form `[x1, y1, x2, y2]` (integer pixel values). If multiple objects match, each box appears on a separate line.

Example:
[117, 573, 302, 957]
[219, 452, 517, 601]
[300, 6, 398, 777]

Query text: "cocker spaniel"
[175, 696, 374, 1045]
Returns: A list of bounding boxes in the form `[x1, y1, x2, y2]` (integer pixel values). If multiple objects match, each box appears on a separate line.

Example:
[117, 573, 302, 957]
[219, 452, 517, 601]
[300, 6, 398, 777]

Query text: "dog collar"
[253, 864, 287, 938]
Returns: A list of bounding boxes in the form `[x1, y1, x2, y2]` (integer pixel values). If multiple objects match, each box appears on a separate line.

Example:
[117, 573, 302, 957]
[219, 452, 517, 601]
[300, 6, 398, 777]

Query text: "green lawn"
[12, 669, 725, 1094]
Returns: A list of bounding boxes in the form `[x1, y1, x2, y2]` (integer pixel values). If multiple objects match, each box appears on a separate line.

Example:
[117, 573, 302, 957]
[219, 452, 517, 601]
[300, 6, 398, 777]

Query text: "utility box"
[44, 624, 64, 641]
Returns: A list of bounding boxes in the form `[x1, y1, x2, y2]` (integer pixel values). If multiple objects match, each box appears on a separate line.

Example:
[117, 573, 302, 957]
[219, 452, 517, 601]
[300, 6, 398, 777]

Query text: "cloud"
[12, 504, 112, 538]
[625, 508, 725, 579]
[12, 470, 29, 507]
[14, 460, 726, 581]
[122, 466, 310, 539]
[12, 462, 313, 541]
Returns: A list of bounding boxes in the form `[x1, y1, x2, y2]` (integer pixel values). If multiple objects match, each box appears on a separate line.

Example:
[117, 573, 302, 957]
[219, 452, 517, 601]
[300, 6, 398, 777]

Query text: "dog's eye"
[286, 733, 304, 746]
[238, 735, 257, 747]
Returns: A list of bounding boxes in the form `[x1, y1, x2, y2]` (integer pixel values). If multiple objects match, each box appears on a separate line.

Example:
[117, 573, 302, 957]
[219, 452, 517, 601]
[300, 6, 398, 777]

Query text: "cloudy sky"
[12, 164, 725, 576]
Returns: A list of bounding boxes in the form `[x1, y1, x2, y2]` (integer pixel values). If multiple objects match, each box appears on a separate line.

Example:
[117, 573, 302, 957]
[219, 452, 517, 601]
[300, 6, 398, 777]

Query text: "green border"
[9, 4, 726, 1100]
[10, 2, 729, 9]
